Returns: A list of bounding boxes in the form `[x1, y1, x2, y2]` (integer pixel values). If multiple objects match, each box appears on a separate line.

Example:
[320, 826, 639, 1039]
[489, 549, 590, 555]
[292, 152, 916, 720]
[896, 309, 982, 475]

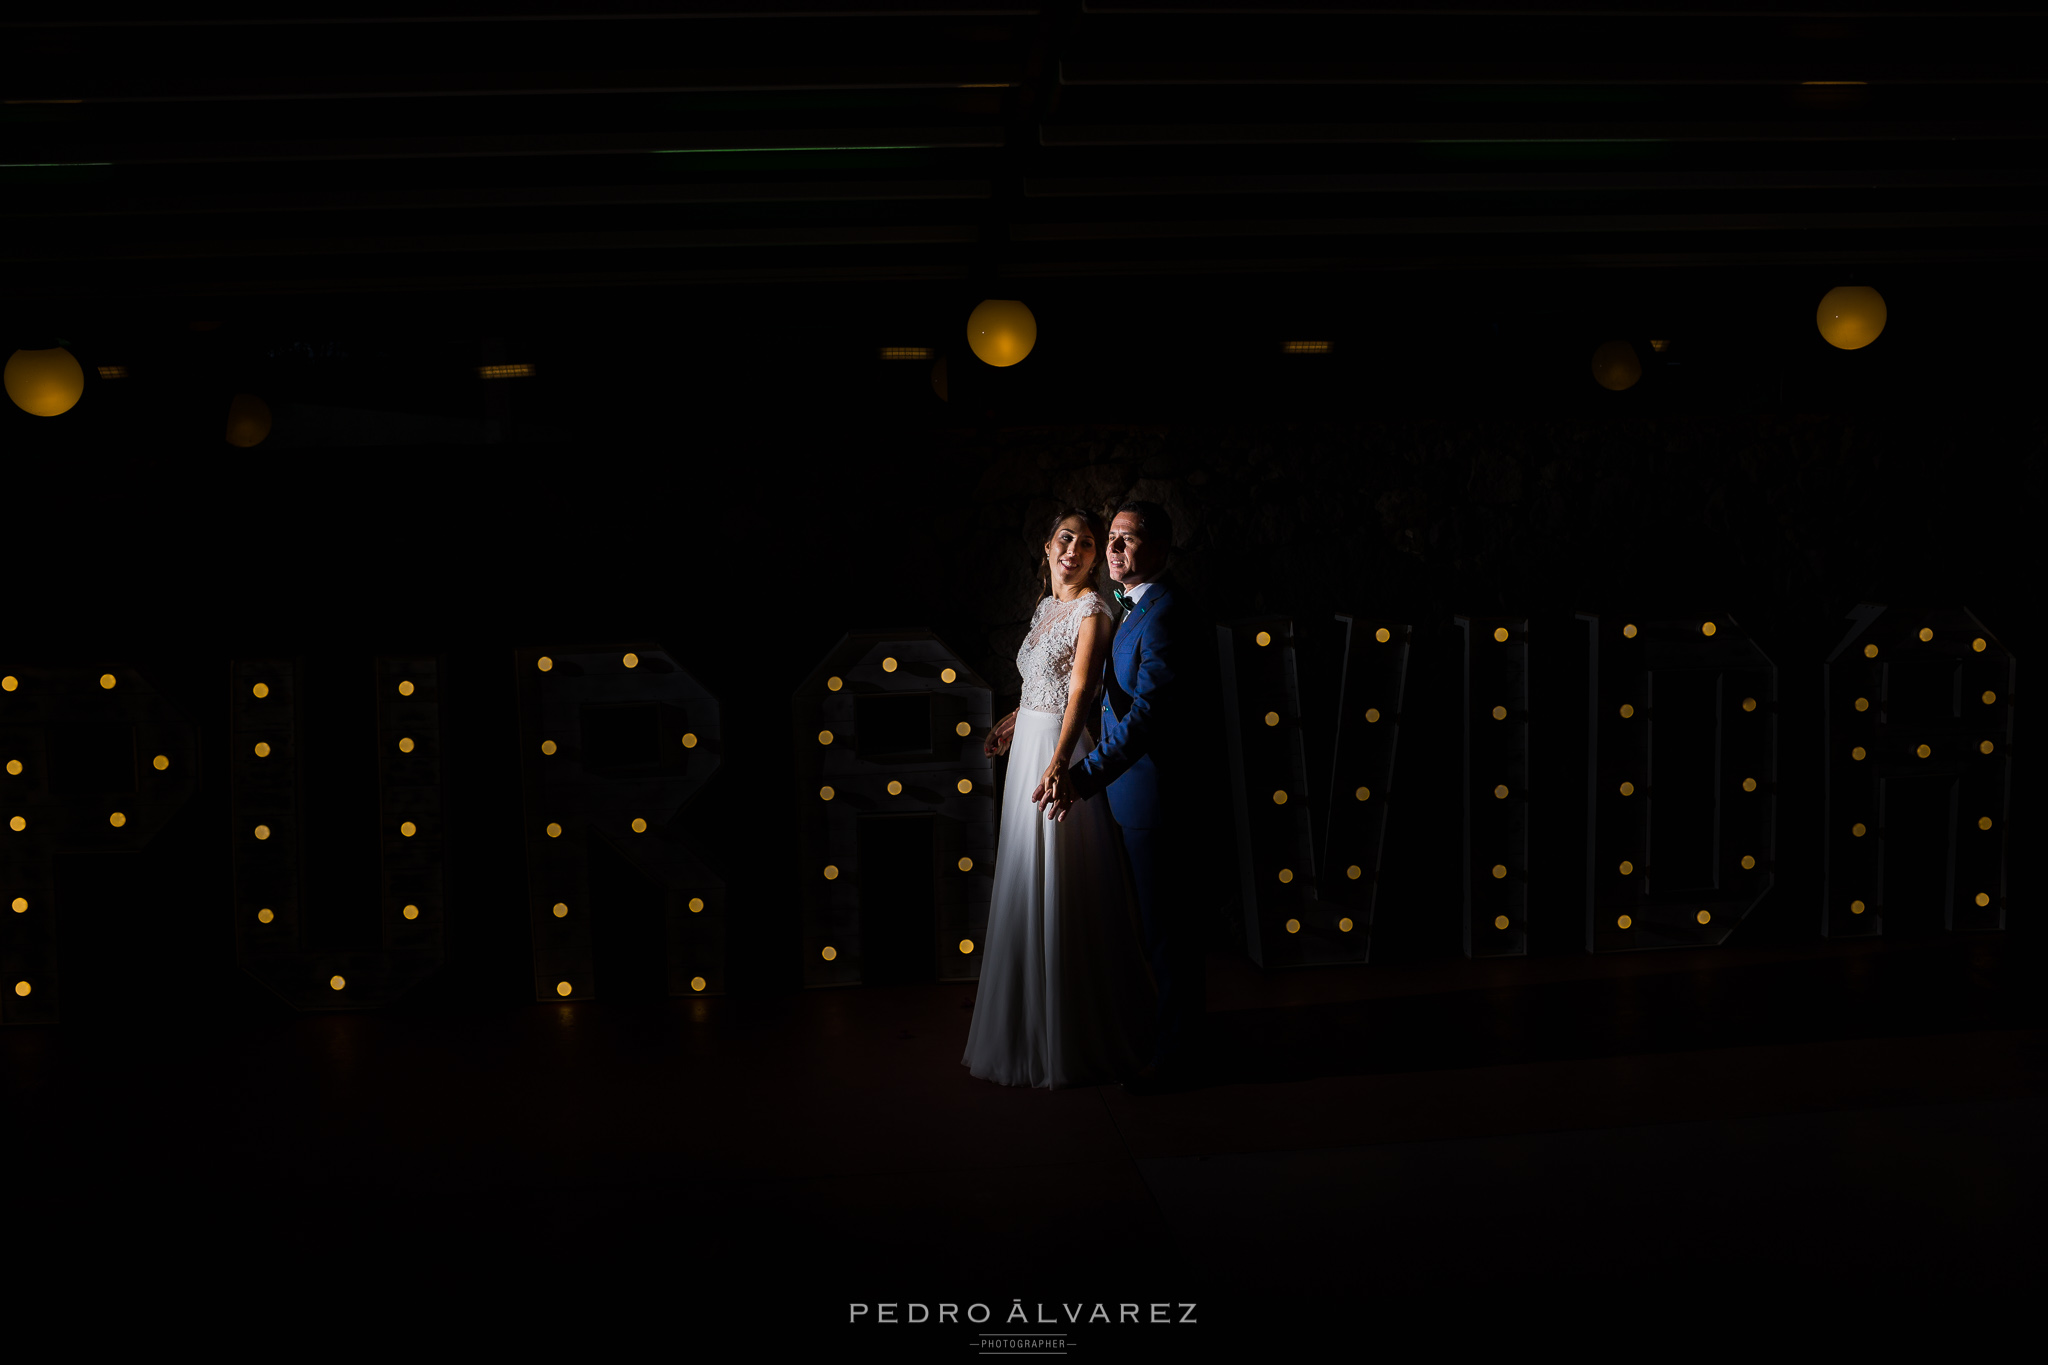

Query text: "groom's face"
[1105, 511, 1164, 585]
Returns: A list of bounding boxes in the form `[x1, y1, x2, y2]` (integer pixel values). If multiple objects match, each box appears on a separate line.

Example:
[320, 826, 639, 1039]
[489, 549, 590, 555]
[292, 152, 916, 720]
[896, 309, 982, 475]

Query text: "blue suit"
[1069, 577, 1206, 1072]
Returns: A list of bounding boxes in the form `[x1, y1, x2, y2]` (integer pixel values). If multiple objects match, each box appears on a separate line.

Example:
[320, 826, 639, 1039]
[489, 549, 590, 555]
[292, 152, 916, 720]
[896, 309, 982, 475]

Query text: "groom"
[1034, 499, 1208, 1093]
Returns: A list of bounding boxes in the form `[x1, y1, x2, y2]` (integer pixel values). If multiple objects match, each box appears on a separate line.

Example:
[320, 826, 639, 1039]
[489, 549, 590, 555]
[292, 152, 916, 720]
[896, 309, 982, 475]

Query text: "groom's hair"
[1115, 498, 1176, 554]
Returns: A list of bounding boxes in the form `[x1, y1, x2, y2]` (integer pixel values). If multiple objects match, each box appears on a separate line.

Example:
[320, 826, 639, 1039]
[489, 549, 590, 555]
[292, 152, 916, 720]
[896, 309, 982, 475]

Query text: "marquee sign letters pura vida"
[0, 605, 2013, 1022]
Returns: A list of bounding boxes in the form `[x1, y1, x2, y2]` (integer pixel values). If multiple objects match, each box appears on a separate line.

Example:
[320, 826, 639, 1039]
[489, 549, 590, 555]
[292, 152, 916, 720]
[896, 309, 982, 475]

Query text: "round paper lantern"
[966, 299, 1036, 367]
[5, 347, 85, 417]
[225, 393, 273, 447]
[1817, 285, 1886, 350]
[1590, 340, 1641, 391]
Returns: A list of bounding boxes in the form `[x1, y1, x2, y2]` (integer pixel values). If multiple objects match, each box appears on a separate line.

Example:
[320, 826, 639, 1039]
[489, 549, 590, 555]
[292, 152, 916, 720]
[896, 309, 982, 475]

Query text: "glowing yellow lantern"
[1590, 340, 1641, 391]
[1816, 286, 1887, 350]
[966, 299, 1037, 367]
[5, 347, 85, 417]
[225, 393, 273, 447]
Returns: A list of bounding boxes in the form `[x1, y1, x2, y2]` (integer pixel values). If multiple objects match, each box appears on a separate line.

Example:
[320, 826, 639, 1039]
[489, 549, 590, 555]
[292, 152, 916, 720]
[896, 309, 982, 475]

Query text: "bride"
[962, 506, 1158, 1089]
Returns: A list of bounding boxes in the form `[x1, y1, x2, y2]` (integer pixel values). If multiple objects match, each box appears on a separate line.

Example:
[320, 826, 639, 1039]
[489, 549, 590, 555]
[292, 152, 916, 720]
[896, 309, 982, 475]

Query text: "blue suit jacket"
[1069, 579, 1188, 830]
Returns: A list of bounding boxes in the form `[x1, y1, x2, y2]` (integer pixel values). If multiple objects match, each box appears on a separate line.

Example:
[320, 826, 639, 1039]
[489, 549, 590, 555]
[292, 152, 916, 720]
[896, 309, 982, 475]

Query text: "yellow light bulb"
[1816, 285, 1887, 350]
[5, 347, 85, 416]
[966, 299, 1038, 367]
[1590, 340, 1642, 391]
[224, 393, 273, 447]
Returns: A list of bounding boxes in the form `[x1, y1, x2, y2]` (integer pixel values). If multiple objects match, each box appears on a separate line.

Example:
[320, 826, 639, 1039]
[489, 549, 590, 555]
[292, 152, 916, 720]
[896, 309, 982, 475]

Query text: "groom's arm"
[1066, 605, 1178, 802]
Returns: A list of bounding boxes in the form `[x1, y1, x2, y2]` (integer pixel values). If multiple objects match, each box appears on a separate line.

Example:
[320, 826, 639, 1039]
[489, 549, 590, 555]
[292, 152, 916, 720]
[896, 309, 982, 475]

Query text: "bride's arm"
[1041, 612, 1114, 793]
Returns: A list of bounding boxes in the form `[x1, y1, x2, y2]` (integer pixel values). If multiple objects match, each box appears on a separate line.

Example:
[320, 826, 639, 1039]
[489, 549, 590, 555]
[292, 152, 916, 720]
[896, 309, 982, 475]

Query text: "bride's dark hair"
[1036, 505, 1109, 599]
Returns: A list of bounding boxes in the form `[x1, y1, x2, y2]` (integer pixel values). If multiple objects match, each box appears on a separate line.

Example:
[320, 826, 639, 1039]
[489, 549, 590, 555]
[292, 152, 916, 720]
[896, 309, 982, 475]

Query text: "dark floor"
[7, 931, 2043, 1355]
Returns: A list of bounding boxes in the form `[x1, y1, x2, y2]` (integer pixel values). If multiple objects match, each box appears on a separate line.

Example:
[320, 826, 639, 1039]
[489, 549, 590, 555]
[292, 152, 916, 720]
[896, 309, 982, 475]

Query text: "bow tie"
[1113, 586, 1135, 609]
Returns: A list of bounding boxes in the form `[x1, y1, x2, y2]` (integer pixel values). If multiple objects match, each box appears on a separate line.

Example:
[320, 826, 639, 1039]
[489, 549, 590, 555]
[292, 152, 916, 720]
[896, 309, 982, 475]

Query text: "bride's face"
[1044, 517, 1099, 590]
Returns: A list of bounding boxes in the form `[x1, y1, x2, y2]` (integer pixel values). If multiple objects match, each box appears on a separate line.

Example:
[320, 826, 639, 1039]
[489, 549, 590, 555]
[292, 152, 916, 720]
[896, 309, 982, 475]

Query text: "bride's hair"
[1036, 505, 1109, 600]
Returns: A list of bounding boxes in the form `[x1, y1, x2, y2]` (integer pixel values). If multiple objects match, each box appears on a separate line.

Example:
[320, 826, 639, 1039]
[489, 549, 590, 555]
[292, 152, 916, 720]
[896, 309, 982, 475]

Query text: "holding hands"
[1033, 756, 1078, 823]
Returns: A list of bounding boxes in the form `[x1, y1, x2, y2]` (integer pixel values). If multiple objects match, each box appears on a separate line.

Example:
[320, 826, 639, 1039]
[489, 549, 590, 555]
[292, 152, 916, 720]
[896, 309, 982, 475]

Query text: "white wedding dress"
[962, 591, 1158, 1089]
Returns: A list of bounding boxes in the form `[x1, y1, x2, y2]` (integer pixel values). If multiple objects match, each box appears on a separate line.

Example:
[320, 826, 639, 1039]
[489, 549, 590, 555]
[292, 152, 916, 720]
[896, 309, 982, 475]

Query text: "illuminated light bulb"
[827, 676, 843, 692]
[1620, 703, 1635, 718]
[255, 741, 272, 756]
[1863, 643, 1879, 658]
[1740, 856, 1756, 870]
[1617, 915, 1632, 929]
[1338, 917, 1353, 932]
[546, 822, 562, 837]
[1701, 622, 1716, 637]
[1816, 285, 1887, 350]
[630, 818, 647, 833]
[887, 780, 903, 795]
[556, 981, 572, 997]
[1983, 690, 1997, 704]
[941, 668, 957, 684]
[1285, 918, 1300, 934]
[400, 821, 417, 837]
[957, 778, 973, 794]
[1918, 627, 1934, 642]
[1375, 627, 1391, 643]
[257, 907, 274, 923]
[1619, 860, 1634, 875]
[1622, 624, 1637, 638]
[224, 393, 273, 447]
[9, 898, 23, 912]
[402, 904, 419, 920]
[966, 299, 1037, 367]
[538, 657, 553, 672]
[1696, 910, 1712, 925]
[398, 680, 415, 696]
[958, 856, 975, 873]
[818, 730, 834, 745]
[540, 740, 556, 755]
[820, 786, 835, 801]
[691, 976, 707, 991]
[821, 945, 838, 961]
[1278, 868, 1293, 884]
[9, 816, 25, 832]
[1492, 864, 1507, 879]
[1273, 790, 1287, 805]
[1979, 816, 1993, 830]
[1346, 865, 1361, 880]
[108, 811, 126, 828]
[4, 760, 18, 775]
[955, 721, 971, 737]
[1493, 785, 1508, 799]
[1854, 697, 1869, 711]
[1850, 900, 1865, 914]
[682, 733, 699, 748]
[552, 903, 568, 918]
[1365, 708, 1381, 723]
[1916, 744, 1931, 758]
[1980, 740, 1995, 754]
[5, 347, 85, 416]
[1493, 915, 1509, 930]
[959, 939, 974, 954]
[1255, 631, 1272, 647]
[882, 657, 898, 673]
[1492, 705, 1507, 720]
[1590, 340, 1642, 390]
[1620, 781, 1635, 795]
[398, 737, 415, 753]
[1851, 746, 1866, 761]
[253, 824, 270, 841]
[689, 897, 705, 913]
[623, 653, 639, 669]
[1743, 777, 1757, 792]
[1493, 627, 1509, 642]
[14, 981, 29, 997]
[1355, 787, 1370, 800]
[1972, 637, 1987, 652]
[1851, 823, 1866, 837]
[252, 682, 270, 698]
[99, 673, 117, 690]
[329, 975, 346, 991]
[1975, 892, 1991, 907]
[1743, 697, 1757, 712]
[1264, 711, 1280, 727]
[823, 865, 839, 880]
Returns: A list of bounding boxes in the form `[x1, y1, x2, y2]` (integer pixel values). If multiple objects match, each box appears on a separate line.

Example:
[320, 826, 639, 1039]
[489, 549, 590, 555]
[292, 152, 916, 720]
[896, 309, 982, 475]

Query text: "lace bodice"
[1017, 592, 1114, 715]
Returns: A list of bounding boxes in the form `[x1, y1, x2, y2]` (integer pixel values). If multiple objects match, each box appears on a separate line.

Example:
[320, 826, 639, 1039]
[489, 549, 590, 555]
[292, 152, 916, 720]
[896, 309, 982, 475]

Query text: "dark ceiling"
[4, 2, 2044, 435]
